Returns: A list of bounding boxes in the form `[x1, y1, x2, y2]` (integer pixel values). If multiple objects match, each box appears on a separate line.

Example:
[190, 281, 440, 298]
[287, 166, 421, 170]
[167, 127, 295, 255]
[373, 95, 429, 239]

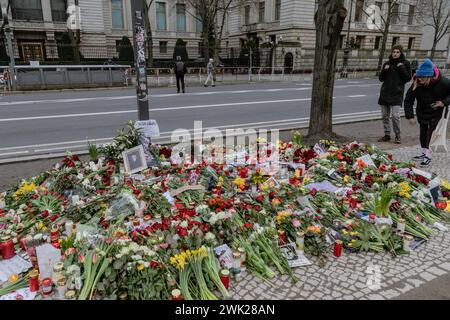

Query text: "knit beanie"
[416, 59, 435, 77]
[392, 44, 403, 53]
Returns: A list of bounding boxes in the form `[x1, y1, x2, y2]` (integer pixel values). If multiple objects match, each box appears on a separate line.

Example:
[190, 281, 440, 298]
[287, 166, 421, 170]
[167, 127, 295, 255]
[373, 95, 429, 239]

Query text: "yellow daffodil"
[137, 264, 145, 271]
[13, 182, 37, 200]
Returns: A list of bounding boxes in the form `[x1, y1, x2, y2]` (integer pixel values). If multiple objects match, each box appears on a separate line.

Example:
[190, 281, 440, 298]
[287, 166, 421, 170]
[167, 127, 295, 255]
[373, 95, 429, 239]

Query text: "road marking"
[0, 84, 378, 107]
[34, 145, 89, 153]
[0, 94, 377, 122]
[347, 95, 367, 98]
[0, 150, 29, 157]
[0, 110, 383, 155]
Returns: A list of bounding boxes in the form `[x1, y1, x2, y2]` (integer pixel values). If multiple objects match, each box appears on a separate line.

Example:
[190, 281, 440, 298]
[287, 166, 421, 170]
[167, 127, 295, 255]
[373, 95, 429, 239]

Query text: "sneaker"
[412, 154, 426, 162]
[378, 135, 391, 142]
[394, 136, 401, 144]
[204, 84, 208, 87]
[212, 85, 216, 87]
[420, 157, 432, 167]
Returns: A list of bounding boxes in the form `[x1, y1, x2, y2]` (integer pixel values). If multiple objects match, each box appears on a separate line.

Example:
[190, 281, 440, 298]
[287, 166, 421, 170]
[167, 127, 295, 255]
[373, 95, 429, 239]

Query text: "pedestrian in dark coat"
[174, 56, 187, 93]
[404, 58, 450, 167]
[378, 45, 412, 144]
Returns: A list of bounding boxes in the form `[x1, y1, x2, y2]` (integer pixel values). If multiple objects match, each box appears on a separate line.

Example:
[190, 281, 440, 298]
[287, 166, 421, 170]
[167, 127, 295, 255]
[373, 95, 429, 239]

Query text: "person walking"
[1, 69, 9, 96]
[174, 56, 187, 93]
[378, 45, 412, 144]
[204, 58, 215, 87]
[404, 58, 450, 167]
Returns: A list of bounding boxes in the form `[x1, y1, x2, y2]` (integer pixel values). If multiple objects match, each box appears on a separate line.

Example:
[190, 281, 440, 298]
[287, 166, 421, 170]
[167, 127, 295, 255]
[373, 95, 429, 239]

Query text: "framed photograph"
[122, 145, 148, 174]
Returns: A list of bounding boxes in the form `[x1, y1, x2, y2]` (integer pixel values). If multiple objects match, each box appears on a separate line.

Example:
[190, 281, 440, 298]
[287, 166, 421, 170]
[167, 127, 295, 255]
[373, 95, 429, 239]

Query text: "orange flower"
[306, 226, 321, 234]
[337, 150, 344, 160]
[272, 198, 281, 206]
[356, 159, 366, 169]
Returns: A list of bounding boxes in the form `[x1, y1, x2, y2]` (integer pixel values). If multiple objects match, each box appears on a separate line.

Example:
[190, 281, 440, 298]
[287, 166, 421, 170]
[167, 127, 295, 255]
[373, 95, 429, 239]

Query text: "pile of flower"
[0, 123, 449, 300]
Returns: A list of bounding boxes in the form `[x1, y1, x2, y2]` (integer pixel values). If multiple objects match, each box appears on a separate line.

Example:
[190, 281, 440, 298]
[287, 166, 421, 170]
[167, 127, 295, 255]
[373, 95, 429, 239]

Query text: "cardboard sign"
[261, 177, 280, 189]
[0, 288, 37, 301]
[428, 177, 443, 205]
[135, 120, 160, 137]
[214, 244, 233, 269]
[356, 154, 376, 168]
[36, 244, 61, 279]
[0, 255, 33, 282]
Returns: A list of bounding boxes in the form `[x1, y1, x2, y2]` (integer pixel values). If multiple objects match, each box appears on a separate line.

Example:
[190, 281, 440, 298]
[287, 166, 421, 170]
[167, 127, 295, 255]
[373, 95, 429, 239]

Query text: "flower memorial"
[0, 123, 449, 300]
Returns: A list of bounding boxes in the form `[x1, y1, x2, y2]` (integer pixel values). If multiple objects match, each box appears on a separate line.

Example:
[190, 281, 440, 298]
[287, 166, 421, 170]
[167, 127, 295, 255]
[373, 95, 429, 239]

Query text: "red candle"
[333, 240, 343, 258]
[220, 269, 230, 289]
[350, 196, 358, 209]
[41, 278, 53, 295]
[0, 236, 16, 260]
[29, 269, 40, 292]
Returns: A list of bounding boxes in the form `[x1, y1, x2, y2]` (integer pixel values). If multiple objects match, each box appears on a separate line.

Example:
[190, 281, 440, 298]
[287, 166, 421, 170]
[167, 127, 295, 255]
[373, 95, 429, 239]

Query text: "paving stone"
[428, 267, 447, 276]
[440, 262, 450, 271]
[420, 272, 437, 282]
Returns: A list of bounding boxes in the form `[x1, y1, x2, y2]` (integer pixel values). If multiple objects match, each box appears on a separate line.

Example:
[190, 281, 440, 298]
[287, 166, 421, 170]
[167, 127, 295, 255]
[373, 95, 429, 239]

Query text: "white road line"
[0, 84, 378, 107]
[0, 150, 29, 157]
[0, 94, 377, 122]
[34, 145, 88, 153]
[0, 137, 113, 151]
[347, 95, 367, 98]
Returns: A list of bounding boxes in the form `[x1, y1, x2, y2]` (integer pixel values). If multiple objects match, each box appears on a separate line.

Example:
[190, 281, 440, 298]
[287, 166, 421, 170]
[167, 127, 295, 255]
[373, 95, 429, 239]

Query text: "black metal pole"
[131, 0, 150, 120]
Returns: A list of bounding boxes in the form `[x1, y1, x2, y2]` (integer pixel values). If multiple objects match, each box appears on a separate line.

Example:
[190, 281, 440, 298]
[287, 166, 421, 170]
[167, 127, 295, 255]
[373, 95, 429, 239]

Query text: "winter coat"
[207, 62, 215, 74]
[378, 53, 412, 106]
[404, 67, 450, 125]
[174, 61, 187, 76]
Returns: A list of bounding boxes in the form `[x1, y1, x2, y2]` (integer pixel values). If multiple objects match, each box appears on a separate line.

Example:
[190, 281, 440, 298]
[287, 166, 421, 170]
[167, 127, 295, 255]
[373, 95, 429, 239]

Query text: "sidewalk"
[1, 118, 449, 300]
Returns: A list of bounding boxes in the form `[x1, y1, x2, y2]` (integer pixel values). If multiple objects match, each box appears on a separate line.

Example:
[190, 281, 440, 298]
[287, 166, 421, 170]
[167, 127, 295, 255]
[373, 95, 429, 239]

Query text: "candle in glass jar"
[65, 290, 76, 300]
[403, 235, 413, 252]
[220, 269, 230, 289]
[171, 289, 183, 300]
[232, 252, 241, 277]
[56, 277, 67, 299]
[65, 221, 74, 236]
[52, 262, 64, 285]
[333, 240, 343, 258]
[29, 269, 40, 292]
[0, 236, 15, 260]
[41, 278, 53, 296]
[237, 247, 246, 271]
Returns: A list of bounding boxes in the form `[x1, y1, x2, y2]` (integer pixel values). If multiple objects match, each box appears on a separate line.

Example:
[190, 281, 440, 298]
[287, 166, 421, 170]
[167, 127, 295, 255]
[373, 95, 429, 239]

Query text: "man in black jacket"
[404, 58, 450, 167]
[378, 45, 412, 144]
[174, 56, 187, 93]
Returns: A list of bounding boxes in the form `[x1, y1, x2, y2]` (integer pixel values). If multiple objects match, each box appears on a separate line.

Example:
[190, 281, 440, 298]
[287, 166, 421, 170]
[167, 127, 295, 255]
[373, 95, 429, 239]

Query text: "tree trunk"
[431, 33, 438, 60]
[308, 0, 347, 137]
[68, 29, 81, 64]
[376, 30, 388, 76]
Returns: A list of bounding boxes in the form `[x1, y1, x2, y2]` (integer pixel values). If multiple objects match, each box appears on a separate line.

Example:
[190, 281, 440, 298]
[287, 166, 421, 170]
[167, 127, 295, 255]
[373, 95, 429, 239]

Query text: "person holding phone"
[404, 58, 450, 167]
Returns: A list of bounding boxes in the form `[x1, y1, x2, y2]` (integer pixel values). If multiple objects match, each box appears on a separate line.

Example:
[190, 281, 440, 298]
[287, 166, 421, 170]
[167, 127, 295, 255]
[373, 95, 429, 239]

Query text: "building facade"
[0, 0, 203, 62]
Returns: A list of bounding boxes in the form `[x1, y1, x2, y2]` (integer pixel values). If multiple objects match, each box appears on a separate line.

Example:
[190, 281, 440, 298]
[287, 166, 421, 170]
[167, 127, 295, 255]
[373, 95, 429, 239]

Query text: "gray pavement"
[0, 79, 382, 159]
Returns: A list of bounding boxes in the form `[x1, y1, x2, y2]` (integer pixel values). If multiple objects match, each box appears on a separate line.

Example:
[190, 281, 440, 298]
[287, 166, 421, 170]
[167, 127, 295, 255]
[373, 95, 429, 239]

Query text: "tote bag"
[430, 106, 449, 152]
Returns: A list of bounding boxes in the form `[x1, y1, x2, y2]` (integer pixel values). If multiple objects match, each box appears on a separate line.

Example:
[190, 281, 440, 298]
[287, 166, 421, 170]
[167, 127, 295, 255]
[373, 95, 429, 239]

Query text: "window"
[176, 4, 186, 32]
[391, 3, 400, 24]
[354, 0, 365, 22]
[244, 5, 250, 25]
[156, 2, 167, 30]
[275, 0, 281, 21]
[160, 41, 167, 54]
[111, 0, 124, 29]
[355, 35, 365, 49]
[199, 42, 204, 57]
[11, 0, 43, 21]
[392, 36, 399, 47]
[196, 10, 203, 33]
[408, 5, 415, 25]
[50, 0, 66, 22]
[374, 36, 381, 50]
[259, 2, 265, 23]
[408, 37, 415, 50]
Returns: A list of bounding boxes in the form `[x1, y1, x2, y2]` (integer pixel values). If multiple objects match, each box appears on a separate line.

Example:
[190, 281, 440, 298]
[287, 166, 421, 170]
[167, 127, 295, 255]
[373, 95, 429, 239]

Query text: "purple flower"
[292, 219, 301, 228]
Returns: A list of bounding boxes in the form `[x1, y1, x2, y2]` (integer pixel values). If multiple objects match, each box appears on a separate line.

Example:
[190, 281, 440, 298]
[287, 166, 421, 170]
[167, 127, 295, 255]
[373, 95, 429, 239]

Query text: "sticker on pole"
[135, 119, 160, 137]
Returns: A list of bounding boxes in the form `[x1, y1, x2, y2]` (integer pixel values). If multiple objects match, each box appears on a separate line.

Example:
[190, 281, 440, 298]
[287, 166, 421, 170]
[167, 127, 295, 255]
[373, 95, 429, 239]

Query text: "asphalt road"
[0, 78, 385, 159]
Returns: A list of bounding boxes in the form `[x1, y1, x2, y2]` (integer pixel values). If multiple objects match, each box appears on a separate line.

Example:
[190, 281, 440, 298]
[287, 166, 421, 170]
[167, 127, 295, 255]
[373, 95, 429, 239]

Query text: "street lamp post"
[341, 0, 353, 78]
[131, 0, 150, 121]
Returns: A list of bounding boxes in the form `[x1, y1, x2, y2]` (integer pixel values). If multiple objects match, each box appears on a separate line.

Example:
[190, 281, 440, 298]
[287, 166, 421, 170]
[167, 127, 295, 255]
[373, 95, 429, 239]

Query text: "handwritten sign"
[0, 288, 37, 301]
[0, 255, 32, 282]
[135, 120, 160, 137]
[356, 154, 376, 168]
[279, 243, 312, 268]
[36, 244, 61, 279]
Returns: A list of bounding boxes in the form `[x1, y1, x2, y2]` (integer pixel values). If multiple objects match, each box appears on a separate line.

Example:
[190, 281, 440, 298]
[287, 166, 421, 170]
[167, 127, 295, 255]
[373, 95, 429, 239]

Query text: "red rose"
[40, 210, 49, 218]
[255, 196, 264, 202]
[178, 227, 188, 237]
[310, 188, 317, 196]
[49, 214, 59, 222]
[243, 222, 253, 229]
